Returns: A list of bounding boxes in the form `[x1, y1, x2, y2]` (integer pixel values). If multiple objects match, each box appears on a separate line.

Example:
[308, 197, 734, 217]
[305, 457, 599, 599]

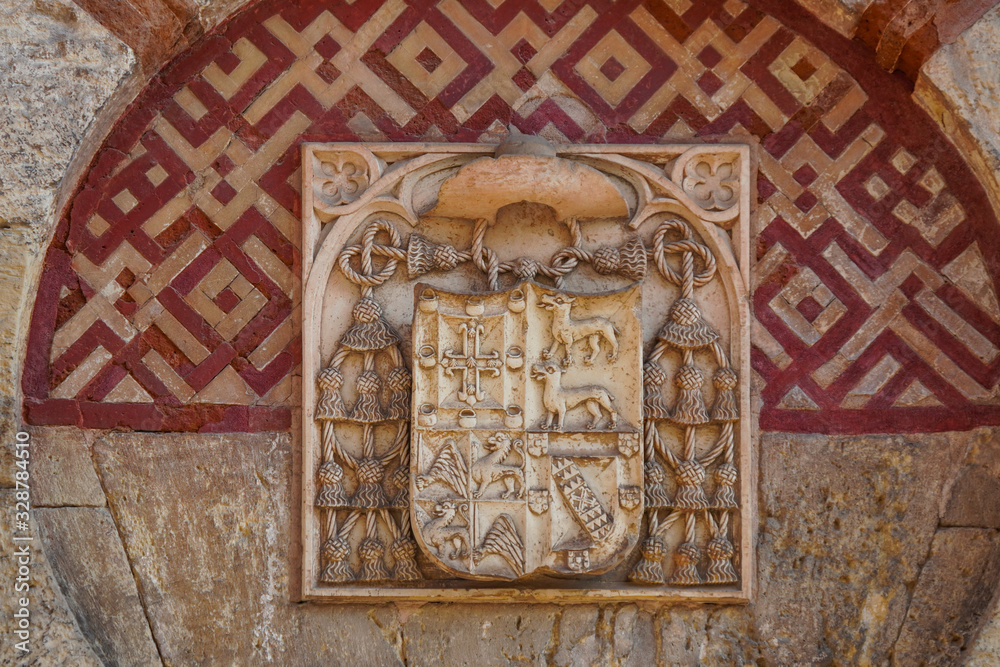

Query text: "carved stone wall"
[6, 0, 1000, 663]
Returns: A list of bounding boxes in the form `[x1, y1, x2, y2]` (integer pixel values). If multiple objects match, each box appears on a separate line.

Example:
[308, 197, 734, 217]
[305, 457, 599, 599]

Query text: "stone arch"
[11, 0, 1000, 663]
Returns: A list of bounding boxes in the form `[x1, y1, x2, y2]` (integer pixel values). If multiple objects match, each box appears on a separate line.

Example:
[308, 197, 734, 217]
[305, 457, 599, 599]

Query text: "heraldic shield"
[410, 281, 643, 580]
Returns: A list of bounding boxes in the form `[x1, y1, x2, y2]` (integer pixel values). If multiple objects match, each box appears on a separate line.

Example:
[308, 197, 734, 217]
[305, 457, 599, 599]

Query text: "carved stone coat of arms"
[300, 133, 752, 602]
[411, 282, 642, 579]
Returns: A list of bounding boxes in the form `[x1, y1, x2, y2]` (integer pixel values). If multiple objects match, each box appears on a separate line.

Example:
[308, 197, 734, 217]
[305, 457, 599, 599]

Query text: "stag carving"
[538, 293, 619, 366]
[530, 360, 618, 430]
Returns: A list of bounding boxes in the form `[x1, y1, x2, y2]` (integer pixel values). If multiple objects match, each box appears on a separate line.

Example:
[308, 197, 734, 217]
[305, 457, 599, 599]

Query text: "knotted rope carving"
[636, 217, 740, 587]
[408, 217, 646, 289]
[316, 219, 419, 583]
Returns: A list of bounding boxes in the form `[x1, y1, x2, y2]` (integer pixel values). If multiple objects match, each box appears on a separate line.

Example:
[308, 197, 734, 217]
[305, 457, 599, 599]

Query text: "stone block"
[67, 0, 189, 72]
[894, 527, 1000, 664]
[93, 431, 405, 665]
[966, 428, 1000, 477]
[35, 507, 160, 666]
[967, 602, 1000, 666]
[550, 606, 601, 666]
[0, 0, 134, 228]
[755, 431, 967, 665]
[941, 465, 1000, 529]
[30, 427, 105, 507]
[399, 605, 559, 666]
[0, 490, 102, 666]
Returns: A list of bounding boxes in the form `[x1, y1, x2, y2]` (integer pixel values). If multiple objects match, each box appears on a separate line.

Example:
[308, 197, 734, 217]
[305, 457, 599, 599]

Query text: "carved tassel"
[591, 236, 647, 281]
[643, 362, 670, 420]
[406, 234, 461, 278]
[673, 459, 709, 510]
[705, 536, 738, 584]
[385, 366, 411, 420]
[671, 365, 709, 425]
[320, 537, 353, 583]
[341, 298, 399, 351]
[668, 542, 703, 585]
[390, 537, 421, 581]
[358, 537, 390, 581]
[390, 465, 409, 509]
[628, 535, 666, 585]
[618, 236, 647, 281]
[353, 457, 389, 508]
[711, 368, 739, 422]
[350, 371, 384, 422]
[316, 367, 348, 420]
[712, 462, 738, 509]
[644, 460, 672, 508]
[658, 298, 719, 350]
[315, 460, 348, 507]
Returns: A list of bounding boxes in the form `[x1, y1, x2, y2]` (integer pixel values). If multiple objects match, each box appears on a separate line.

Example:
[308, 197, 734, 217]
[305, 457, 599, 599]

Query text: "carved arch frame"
[301, 142, 754, 602]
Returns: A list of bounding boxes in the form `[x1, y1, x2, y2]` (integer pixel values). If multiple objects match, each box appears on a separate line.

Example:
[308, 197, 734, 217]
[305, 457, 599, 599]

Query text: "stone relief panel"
[301, 135, 752, 602]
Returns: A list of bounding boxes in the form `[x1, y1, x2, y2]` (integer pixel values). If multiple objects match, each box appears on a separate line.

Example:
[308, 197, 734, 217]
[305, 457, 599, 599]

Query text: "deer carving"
[530, 360, 618, 430]
[538, 293, 619, 366]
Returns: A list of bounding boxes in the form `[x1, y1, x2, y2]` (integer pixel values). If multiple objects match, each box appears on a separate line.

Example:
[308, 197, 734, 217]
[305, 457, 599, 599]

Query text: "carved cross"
[441, 321, 501, 406]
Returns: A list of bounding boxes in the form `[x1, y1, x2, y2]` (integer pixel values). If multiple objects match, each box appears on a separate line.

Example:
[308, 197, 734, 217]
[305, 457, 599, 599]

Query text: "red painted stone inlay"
[416, 47, 443, 74]
[697, 45, 722, 68]
[697, 70, 724, 95]
[790, 56, 817, 80]
[600, 57, 626, 82]
[21, 0, 1000, 435]
[796, 296, 823, 323]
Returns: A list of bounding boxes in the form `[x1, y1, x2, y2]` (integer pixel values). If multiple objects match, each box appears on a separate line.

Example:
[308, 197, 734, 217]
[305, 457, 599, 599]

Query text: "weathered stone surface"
[755, 431, 967, 665]
[0, 409, 22, 488]
[398, 605, 559, 665]
[81, 428, 990, 663]
[656, 607, 762, 664]
[894, 527, 1000, 665]
[189, 0, 249, 31]
[940, 429, 1000, 529]
[0, 227, 44, 407]
[0, 0, 133, 228]
[72, 0, 195, 70]
[919, 4, 1000, 220]
[942, 465, 1000, 528]
[0, 0, 134, 424]
[30, 427, 105, 507]
[550, 606, 601, 665]
[966, 427, 1000, 477]
[0, 490, 102, 666]
[35, 507, 161, 665]
[964, 430, 1000, 659]
[94, 432, 405, 665]
[968, 603, 1000, 666]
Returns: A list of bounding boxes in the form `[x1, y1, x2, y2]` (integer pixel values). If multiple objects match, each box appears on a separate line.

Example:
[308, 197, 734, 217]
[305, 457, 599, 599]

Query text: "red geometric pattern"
[22, 0, 1000, 433]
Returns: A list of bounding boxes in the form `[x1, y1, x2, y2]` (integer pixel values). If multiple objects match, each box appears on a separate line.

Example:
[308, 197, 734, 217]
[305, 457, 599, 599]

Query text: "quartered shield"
[410, 281, 643, 580]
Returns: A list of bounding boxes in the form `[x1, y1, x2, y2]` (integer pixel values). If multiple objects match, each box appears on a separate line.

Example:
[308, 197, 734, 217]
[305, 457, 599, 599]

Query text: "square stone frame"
[300, 142, 755, 604]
